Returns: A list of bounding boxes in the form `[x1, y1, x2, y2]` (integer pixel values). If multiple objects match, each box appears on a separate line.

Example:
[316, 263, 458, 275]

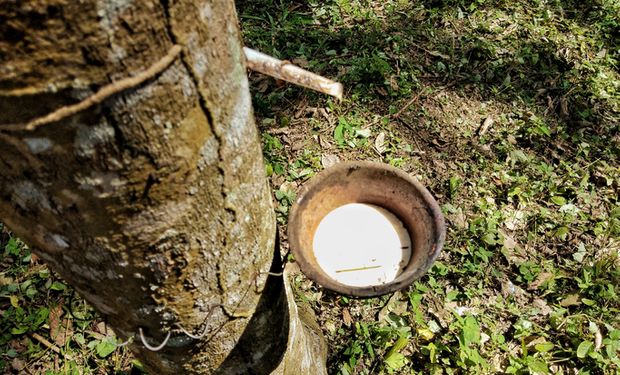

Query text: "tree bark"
[0, 1, 325, 373]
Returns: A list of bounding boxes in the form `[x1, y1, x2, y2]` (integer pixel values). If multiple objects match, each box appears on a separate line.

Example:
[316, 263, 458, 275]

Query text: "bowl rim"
[287, 161, 446, 297]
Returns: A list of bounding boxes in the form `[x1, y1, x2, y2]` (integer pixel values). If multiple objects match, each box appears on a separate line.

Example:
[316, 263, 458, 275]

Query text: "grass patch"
[240, 0, 619, 373]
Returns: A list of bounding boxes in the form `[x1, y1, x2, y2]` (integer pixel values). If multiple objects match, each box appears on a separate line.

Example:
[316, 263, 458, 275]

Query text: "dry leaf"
[96, 321, 108, 334]
[321, 154, 340, 169]
[291, 141, 305, 151]
[560, 294, 581, 307]
[504, 209, 525, 230]
[318, 135, 333, 150]
[560, 97, 569, 117]
[49, 303, 64, 345]
[532, 298, 553, 316]
[291, 57, 309, 68]
[374, 132, 386, 154]
[342, 308, 353, 327]
[389, 76, 400, 92]
[450, 210, 467, 229]
[11, 358, 25, 372]
[502, 235, 516, 250]
[528, 272, 554, 290]
[54, 319, 73, 347]
[478, 117, 494, 136]
[318, 108, 329, 121]
[255, 76, 271, 93]
[507, 135, 517, 145]
[594, 325, 603, 350]
[378, 291, 405, 321]
[500, 231, 527, 264]
[279, 181, 297, 194]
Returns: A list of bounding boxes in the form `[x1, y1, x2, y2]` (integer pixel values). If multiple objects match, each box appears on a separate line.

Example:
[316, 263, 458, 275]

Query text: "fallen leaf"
[594, 326, 603, 350]
[291, 141, 305, 151]
[355, 128, 372, 138]
[417, 328, 434, 341]
[532, 298, 553, 316]
[49, 304, 63, 345]
[450, 210, 467, 229]
[478, 117, 494, 136]
[528, 272, 554, 290]
[318, 135, 333, 149]
[255, 77, 271, 93]
[318, 108, 329, 121]
[279, 181, 297, 194]
[503, 209, 525, 230]
[0, 275, 13, 285]
[501, 279, 518, 297]
[11, 358, 25, 372]
[500, 232, 527, 264]
[374, 132, 386, 154]
[342, 308, 352, 327]
[389, 76, 400, 92]
[502, 234, 517, 250]
[54, 319, 73, 347]
[560, 294, 581, 307]
[560, 97, 569, 117]
[428, 50, 450, 59]
[321, 154, 340, 169]
[291, 57, 309, 68]
[378, 291, 405, 322]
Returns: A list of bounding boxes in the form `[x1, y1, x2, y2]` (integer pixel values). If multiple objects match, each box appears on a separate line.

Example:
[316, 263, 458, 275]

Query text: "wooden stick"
[0, 45, 182, 132]
[244, 47, 343, 100]
[30, 333, 73, 360]
[393, 92, 422, 119]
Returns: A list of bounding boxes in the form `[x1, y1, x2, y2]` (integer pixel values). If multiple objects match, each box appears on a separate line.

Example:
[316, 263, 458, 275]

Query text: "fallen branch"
[244, 47, 343, 100]
[30, 332, 73, 360]
[393, 92, 422, 119]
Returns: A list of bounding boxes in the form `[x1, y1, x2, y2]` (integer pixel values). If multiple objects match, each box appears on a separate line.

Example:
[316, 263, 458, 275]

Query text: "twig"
[30, 333, 73, 360]
[393, 92, 422, 119]
[265, 127, 291, 135]
[0, 45, 182, 132]
[335, 265, 382, 273]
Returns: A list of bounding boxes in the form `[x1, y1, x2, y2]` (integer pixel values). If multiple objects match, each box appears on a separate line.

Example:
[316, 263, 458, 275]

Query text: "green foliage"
[0, 226, 135, 373]
[244, 0, 619, 373]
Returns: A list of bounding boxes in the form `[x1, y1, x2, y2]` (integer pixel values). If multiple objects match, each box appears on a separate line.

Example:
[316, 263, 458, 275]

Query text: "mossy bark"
[0, 1, 325, 373]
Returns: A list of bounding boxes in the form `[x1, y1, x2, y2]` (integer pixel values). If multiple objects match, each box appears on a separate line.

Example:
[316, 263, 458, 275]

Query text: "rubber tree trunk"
[0, 1, 326, 373]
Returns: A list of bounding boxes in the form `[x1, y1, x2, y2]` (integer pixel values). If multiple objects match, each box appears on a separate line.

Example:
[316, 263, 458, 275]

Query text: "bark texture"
[0, 0, 325, 373]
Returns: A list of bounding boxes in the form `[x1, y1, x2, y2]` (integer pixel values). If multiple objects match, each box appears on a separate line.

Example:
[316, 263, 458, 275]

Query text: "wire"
[115, 337, 133, 347]
[138, 327, 171, 351]
[174, 304, 220, 340]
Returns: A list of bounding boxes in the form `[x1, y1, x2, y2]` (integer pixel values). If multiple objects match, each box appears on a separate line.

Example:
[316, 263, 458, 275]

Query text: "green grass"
[0, 227, 139, 373]
[240, 0, 619, 373]
[2, 0, 619, 373]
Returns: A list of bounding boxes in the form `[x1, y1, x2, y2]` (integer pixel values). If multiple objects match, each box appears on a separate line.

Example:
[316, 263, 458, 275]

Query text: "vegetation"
[1, 0, 618, 373]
